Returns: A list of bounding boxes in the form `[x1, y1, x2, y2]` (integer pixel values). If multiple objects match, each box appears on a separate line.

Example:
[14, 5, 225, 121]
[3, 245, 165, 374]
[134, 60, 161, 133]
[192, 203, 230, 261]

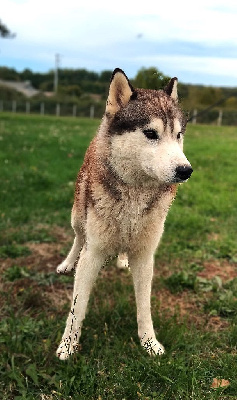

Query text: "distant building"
[0, 79, 39, 97]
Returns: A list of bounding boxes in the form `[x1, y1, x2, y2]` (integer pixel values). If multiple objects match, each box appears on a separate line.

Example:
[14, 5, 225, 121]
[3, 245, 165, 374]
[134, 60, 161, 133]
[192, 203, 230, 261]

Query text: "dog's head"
[104, 68, 193, 185]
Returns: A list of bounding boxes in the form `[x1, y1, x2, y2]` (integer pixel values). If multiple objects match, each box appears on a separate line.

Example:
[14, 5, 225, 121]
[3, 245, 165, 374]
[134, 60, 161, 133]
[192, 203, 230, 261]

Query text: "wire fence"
[188, 108, 237, 126]
[1, 99, 237, 125]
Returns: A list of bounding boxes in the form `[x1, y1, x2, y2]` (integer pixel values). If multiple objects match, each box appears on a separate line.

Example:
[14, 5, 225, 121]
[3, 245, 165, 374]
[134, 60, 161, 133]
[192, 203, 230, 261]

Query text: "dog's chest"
[93, 185, 172, 250]
[116, 191, 145, 234]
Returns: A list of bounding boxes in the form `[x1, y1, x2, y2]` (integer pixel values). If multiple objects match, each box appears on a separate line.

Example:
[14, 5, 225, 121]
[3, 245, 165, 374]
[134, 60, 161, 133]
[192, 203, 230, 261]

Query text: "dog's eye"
[177, 132, 182, 140]
[143, 129, 159, 140]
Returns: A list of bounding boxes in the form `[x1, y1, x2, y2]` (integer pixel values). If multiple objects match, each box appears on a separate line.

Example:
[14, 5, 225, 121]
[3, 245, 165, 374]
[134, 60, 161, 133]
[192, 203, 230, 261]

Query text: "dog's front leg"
[56, 246, 105, 360]
[130, 252, 165, 356]
[57, 228, 84, 274]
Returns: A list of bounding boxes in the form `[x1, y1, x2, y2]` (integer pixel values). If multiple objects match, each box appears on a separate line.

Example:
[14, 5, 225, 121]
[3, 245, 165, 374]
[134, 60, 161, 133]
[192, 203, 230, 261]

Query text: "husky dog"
[56, 68, 193, 360]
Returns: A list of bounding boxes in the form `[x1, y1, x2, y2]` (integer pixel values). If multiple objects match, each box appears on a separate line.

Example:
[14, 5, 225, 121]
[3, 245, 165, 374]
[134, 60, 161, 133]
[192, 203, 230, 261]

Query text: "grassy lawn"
[0, 112, 237, 399]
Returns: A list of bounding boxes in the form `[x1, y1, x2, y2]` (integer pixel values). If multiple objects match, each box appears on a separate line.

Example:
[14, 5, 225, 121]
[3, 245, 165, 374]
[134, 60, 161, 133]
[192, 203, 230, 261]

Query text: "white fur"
[56, 189, 171, 360]
[55, 70, 192, 360]
[110, 118, 190, 185]
[56, 246, 105, 359]
[117, 253, 129, 269]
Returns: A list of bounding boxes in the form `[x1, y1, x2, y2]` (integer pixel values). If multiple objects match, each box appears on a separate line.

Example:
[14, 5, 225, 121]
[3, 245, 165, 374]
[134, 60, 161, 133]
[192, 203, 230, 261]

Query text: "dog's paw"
[57, 255, 80, 274]
[117, 253, 129, 269]
[56, 261, 74, 274]
[141, 336, 165, 356]
[56, 336, 80, 360]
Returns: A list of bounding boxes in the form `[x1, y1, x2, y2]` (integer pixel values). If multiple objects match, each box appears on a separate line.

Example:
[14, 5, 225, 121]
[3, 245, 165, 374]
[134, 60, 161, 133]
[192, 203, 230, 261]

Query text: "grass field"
[0, 112, 237, 399]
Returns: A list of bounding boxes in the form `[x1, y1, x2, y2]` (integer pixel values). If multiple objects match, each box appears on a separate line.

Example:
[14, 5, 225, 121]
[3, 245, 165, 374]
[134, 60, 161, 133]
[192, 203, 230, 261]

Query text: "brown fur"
[56, 69, 192, 360]
[71, 130, 177, 256]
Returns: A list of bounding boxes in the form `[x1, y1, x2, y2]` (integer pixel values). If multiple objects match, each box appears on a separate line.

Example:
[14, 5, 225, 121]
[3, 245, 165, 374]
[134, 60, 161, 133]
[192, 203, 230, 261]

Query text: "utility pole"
[54, 53, 60, 94]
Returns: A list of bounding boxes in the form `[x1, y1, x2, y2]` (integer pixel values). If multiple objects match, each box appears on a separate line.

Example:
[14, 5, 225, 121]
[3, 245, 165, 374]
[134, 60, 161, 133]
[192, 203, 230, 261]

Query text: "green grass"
[0, 112, 237, 399]
[0, 113, 98, 231]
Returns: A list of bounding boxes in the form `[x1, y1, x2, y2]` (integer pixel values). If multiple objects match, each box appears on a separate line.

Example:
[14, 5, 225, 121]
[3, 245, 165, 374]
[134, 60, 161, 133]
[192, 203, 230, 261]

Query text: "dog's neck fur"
[84, 122, 177, 213]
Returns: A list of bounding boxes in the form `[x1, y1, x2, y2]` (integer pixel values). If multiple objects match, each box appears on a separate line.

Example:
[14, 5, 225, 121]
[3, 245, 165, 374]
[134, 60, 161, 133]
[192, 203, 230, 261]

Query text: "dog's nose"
[175, 165, 193, 181]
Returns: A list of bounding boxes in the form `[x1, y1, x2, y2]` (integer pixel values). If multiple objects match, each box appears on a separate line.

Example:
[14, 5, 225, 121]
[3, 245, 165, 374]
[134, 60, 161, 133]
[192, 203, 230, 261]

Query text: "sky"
[1, 0, 237, 87]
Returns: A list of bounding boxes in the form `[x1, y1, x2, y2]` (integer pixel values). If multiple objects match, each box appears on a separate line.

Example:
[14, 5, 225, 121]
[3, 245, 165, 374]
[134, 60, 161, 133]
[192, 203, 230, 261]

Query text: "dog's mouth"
[172, 177, 191, 184]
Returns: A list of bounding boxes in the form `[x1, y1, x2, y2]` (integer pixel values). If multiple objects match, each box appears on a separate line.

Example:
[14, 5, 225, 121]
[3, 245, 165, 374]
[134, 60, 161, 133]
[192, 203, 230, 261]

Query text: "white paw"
[141, 335, 165, 356]
[117, 254, 129, 269]
[56, 334, 80, 360]
[57, 262, 72, 274]
[56, 258, 78, 274]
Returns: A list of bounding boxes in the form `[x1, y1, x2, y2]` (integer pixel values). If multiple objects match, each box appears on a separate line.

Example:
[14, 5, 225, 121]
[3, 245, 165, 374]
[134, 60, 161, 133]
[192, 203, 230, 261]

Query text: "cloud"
[132, 54, 237, 85]
[3, 0, 237, 45]
[1, 0, 237, 85]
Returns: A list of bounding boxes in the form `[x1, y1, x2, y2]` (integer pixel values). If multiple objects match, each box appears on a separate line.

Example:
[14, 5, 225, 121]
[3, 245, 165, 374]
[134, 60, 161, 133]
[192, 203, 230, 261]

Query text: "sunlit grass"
[0, 113, 237, 399]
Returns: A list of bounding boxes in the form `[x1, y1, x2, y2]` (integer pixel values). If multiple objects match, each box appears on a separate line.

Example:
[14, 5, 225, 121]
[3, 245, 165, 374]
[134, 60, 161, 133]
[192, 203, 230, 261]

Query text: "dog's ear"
[164, 77, 178, 102]
[106, 68, 134, 114]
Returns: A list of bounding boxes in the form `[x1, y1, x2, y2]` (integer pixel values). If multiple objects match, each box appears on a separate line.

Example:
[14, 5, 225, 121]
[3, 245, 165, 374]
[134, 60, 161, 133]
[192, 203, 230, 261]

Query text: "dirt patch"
[0, 224, 73, 274]
[0, 232, 73, 317]
[27, 242, 64, 269]
[0, 226, 234, 332]
[207, 232, 220, 242]
[153, 259, 182, 279]
[155, 287, 230, 331]
[205, 316, 230, 332]
[27, 242, 62, 257]
[155, 287, 202, 324]
[0, 242, 65, 274]
[45, 286, 72, 310]
[49, 225, 73, 242]
[156, 288, 197, 317]
[198, 260, 237, 282]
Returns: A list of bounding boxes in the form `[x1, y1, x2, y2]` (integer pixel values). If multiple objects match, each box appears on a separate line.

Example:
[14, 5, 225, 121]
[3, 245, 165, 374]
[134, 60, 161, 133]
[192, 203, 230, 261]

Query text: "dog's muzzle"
[175, 165, 193, 182]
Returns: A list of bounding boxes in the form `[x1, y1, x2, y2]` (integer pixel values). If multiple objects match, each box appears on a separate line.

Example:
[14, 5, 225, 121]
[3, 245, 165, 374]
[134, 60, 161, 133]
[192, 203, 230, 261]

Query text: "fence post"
[90, 105, 95, 119]
[73, 104, 77, 117]
[217, 110, 223, 126]
[12, 100, 17, 113]
[40, 102, 45, 115]
[192, 109, 197, 124]
[26, 101, 30, 114]
[56, 103, 60, 117]
[0, 100, 3, 112]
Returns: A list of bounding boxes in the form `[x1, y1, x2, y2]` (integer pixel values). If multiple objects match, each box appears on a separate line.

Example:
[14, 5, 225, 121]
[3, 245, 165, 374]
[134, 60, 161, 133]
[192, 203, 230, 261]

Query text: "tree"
[0, 66, 18, 81]
[0, 20, 15, 38]
[133, 67, 170, 90]
[99, 70, 113, 82]
[59, 84, 82, 98]
[198, 86, 222, 106]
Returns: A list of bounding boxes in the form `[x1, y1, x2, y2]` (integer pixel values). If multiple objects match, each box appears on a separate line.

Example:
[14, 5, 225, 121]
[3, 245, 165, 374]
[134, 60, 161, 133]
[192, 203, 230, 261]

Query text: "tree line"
[1, 65, 237, 106]
[1, 66, 237, 123]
